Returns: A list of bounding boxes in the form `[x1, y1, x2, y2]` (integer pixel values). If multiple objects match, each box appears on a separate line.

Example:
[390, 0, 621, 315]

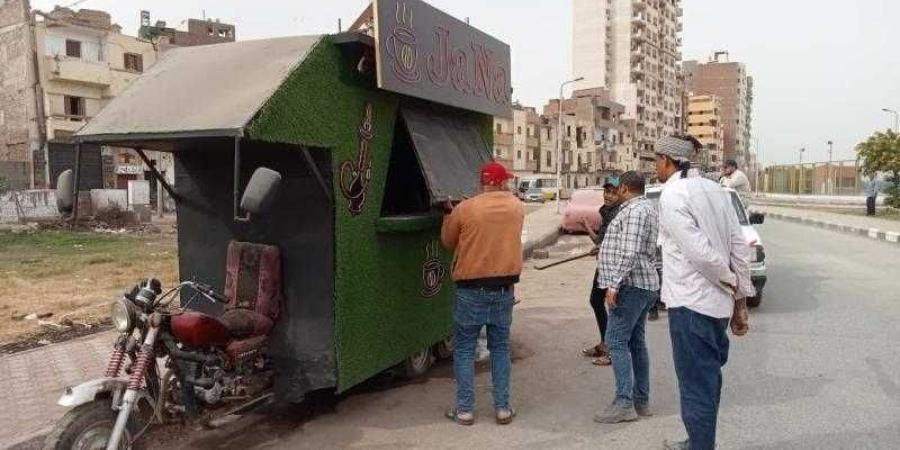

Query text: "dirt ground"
[0, 227, 178, 349]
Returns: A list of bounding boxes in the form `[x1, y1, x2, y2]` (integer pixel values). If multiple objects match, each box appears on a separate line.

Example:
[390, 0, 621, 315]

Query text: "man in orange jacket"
[441, 162, 525, 426]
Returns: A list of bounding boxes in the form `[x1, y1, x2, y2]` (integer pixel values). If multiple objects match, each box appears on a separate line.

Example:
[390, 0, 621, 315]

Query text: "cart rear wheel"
[404, 348, 435, 378]
[434, 336, 453, 360]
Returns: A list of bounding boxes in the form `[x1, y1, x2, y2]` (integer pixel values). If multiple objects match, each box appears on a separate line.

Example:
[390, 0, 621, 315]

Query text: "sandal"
[582, 343, 609, 358]
[592, 355, 612, 366]
[446, 408, 475, 426]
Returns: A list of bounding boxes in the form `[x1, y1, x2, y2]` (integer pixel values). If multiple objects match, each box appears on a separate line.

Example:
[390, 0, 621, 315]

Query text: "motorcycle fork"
[107, 325, 159, 450]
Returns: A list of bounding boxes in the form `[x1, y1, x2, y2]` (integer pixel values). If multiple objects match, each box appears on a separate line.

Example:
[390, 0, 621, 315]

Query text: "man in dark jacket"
[581, 180, 621, 366]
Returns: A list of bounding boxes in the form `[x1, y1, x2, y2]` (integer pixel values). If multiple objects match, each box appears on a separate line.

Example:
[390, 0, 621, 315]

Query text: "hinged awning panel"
[401, 105, 491, 203]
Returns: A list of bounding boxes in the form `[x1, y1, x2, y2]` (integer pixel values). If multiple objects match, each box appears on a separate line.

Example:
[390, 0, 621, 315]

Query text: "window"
[124, 53, 143, 72]
[517, 126, 522, 135]
[65, 39, 81, 58]
[567, 125, 572, 137]
[64, 96, 85, 118]
[546, 128, 551, 139]
[517, 150, 522, 160]
[496, 123, 502, 133]
[546, 152, 552, 166]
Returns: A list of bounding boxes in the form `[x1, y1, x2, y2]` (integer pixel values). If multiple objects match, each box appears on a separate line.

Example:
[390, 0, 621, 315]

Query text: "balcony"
[632, 13, 648, 27]
[526, 136, 539, 148]
[494, 133, 513, 146]
[676, 22, 683, 32]
[47, 56, 111, 87]
[676, 6, 683, 16]
[48, 115, 90, 135]
[633, 0, 646, 11]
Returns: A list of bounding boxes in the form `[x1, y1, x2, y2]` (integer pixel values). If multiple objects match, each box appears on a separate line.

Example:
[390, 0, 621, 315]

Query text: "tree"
[856, 129, 900, 208]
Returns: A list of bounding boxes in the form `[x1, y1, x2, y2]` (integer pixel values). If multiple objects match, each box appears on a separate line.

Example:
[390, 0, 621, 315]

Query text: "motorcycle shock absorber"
[104, 336, 128, 378]
[128, 344, 154, 390]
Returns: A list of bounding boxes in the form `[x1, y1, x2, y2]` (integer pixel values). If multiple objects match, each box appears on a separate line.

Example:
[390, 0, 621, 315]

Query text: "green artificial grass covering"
[248, 37, 492, 391]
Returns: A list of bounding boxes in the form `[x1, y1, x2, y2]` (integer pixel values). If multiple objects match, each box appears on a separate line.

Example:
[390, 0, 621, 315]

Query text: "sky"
[32, 0, 900, 165]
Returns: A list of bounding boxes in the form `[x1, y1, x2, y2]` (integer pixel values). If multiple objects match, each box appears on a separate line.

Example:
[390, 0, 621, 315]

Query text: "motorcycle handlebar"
[184, 281, 229, 304]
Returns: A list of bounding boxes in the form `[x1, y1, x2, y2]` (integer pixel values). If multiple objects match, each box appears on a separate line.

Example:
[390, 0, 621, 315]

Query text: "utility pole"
[556, 76, 583, 214]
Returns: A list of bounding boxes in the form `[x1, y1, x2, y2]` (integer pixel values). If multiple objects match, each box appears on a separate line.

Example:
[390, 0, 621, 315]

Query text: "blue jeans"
[605, 285, 656, 407]
[669, 307, 730, 450]
[453, 286, 514, 413]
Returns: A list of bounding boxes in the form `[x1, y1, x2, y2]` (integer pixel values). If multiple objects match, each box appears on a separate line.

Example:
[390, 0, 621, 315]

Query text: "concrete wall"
[0, 189, 59, 223]
[89, 188, 126, 211]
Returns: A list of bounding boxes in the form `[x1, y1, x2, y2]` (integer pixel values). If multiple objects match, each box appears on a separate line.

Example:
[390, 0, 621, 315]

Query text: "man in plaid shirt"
[593, 171, 660, 424]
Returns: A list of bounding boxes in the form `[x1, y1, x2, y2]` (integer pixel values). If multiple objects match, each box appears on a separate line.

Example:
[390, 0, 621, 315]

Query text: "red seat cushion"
[220, 309, 274, 339]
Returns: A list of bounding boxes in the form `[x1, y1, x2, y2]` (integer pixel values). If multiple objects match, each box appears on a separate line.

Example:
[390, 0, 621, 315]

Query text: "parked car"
[524, 188, 546, 203]
[561, 187, 606, 233]
[646, 186, 768, 307]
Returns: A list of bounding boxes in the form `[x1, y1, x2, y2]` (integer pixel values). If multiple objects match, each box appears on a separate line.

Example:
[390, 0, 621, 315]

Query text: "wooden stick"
[533, 249, 595, 270]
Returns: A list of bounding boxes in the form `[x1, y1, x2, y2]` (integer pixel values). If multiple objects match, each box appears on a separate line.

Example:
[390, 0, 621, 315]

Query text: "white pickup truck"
[646, 186, 768, 307]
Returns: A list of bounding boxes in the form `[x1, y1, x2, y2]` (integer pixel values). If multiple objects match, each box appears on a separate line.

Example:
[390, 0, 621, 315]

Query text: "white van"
[517, 176, 558, 200]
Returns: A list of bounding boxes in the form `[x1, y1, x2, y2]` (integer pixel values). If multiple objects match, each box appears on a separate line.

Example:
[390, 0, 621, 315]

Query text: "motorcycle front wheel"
[43, 400, 142, 450]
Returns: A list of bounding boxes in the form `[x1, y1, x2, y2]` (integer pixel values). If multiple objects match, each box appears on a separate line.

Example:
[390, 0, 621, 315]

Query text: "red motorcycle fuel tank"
[170, 312, 231, 348]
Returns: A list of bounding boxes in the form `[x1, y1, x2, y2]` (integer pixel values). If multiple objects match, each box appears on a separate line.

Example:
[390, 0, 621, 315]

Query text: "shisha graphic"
[339, 103, 374, 215]
[420, 241, 445, 298]
[385, 1, 420, 83]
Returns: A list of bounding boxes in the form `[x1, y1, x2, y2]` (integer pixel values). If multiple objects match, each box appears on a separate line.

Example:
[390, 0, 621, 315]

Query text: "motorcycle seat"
[220, 308, 274, 339]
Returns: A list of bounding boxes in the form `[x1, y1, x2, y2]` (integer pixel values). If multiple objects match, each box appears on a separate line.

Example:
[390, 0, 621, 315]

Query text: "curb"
[754, 210, 900, 246]
[522, 227, 562, 260]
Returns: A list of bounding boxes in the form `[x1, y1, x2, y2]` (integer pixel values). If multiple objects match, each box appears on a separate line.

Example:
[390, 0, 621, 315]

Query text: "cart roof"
[76, 35, 322, 144]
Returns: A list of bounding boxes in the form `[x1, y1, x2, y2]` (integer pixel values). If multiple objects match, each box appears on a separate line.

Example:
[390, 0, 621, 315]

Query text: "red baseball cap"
[480, 162, 514, 186]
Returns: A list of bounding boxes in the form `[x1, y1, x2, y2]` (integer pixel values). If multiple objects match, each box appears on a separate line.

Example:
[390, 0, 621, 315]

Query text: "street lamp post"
[826, 140, 834, 195]
[556, 76, 584, 213]
[882, 108, 899, 132]
[798, 147, 806, 194]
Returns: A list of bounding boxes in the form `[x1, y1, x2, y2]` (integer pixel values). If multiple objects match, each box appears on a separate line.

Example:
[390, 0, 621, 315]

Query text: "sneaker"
[446, 408, 474, 426]
[648, 308, 659, 321]
[662, 439, 689, 450]
[635, 403, 652, 417]
[593, 403, 638, 424]
[495, 407, 516, 425]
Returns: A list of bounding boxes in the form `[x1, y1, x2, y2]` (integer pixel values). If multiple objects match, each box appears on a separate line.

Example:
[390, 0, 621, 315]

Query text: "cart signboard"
[373, 0, 512, 118]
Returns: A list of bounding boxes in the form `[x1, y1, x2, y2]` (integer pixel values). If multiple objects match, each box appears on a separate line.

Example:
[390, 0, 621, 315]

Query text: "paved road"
[76, 220, 900, 449]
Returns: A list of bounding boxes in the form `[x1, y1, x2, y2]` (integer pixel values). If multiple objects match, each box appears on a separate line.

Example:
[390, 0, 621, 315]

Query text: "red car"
[561, 188, 606, 233]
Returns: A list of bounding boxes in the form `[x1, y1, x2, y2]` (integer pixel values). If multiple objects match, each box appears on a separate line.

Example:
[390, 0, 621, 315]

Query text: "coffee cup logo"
[421, 240, 445, 298]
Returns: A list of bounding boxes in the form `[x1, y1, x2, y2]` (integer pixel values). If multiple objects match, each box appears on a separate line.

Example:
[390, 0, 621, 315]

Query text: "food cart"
[70, 0, 511, 401]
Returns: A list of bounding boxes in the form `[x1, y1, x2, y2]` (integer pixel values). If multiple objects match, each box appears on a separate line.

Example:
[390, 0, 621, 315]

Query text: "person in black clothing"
[580, 181, 622, 366]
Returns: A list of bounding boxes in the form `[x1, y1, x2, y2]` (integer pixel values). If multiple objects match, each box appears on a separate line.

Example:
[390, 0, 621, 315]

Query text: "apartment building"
[138, 11, 235, 47]
[541, 88, 634, 190]
[0, 1, 235, 192]
[687, 94, 724, 170]
[572, 0, 683, 175]
[683, 51, 753, 168]
[493, 104, 543, 179]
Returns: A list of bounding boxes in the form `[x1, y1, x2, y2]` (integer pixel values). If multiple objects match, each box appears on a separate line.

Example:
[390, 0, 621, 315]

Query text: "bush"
[885, 176, 900, 209]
